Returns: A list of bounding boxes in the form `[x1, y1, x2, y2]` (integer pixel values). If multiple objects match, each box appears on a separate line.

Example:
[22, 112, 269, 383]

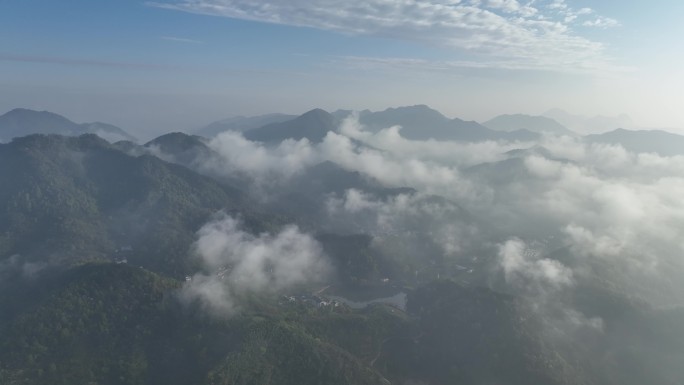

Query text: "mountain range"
[543, 108, 635, 134]
[1, 107, 683, 384]
[586, 128, 684, 156]
[4, 106, 684, 158]
[353, 105, 541, 142]
[483, 114, 576, 136]
[195, 113, 296, 138]
[0, 108, 137, 143]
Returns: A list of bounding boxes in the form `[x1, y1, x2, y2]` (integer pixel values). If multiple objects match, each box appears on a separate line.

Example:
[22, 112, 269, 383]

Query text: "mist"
[105, 107, 684, 383]
[169, 113, 684, 309]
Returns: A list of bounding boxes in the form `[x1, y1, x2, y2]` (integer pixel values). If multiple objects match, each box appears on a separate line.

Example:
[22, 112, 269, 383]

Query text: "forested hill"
[0, 263, 579, 385]
[0, 134, 277, 277]
[1, 132, 680, 385]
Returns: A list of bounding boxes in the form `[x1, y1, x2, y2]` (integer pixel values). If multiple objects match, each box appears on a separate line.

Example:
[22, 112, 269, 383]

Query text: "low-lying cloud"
[499, 238, 573, 290]
[326, 188, 479, 257]
[181, 213, 330, 315]
[171, 112, 684, 338]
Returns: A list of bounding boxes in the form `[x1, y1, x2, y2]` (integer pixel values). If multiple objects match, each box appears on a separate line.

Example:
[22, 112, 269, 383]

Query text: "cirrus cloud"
[147, 0, 622, 72]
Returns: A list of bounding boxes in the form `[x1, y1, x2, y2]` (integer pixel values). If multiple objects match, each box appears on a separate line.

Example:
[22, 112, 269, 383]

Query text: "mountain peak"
[0, 108, 83, 141]
[297, 108, 334, 125]
[3, 107, 75, 121]
[145, 132, 207, 150]
[302, 108, 330, 116]
[243, 108, 335, 143]
[394, 104, 433, 110]
[0, 108, 136, 143]
[382, 104, 446, 119]
[6, 107, 49, 115]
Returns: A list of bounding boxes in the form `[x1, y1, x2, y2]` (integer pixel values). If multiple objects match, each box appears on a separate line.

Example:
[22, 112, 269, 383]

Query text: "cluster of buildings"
[113, 245, 133, 264]
[281, 294, 341, 309]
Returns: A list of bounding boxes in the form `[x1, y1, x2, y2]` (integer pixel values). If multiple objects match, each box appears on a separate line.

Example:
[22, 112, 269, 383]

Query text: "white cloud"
[148, 0, 620, 72]
[499, 238, 573, 289]
[495, 238, 608, 334]
[545, 1, 617, 29]
[201, 116, 488, 199]
[524, 155, 563, 177]
[339, 115, 522, 166]
[180, 214, 330, 315]
[583, 17, 620, 29]
[202, 130, 319, 188]
[333, 188, 380, 213]
[547, 0, 568, 10]
[484, 0, 537, 16]
[324, 188, 480, 265]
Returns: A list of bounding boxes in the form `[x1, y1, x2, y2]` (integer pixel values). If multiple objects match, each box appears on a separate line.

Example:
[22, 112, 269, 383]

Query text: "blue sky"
[1, 0, 682, 137]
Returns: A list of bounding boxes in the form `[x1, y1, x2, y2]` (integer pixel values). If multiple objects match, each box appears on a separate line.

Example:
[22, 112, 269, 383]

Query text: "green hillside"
[0, 264, 401, 385]
[0, 134, 276, 277]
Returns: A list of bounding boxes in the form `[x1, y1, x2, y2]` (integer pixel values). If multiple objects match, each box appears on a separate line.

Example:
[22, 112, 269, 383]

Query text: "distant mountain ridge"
[195, 113, 297, 138]
[0, 108, 137, 143]
[544, 108, 634, 134]
[349, 105, 540, 142]
[585, 128, 684, 156]
[81, 121, 137, 143]
[237, 105, 540, 144]
[483, 114, 575, 136]
[244, 108, 336, 143]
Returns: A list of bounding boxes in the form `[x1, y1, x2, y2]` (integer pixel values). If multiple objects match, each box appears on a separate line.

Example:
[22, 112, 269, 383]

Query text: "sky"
[1, 0, 683, 138]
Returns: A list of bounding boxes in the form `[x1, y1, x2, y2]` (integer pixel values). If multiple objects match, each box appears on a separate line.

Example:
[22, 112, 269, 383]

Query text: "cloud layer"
[196, 114, 684, 307]
[159, 111, 684, 362]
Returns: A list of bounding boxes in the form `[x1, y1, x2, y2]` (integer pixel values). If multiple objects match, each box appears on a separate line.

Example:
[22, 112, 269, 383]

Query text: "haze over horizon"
[2, 0, 683, 137]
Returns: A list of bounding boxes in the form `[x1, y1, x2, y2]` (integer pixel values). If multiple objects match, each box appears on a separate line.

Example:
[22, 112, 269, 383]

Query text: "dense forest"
[1, 128, 682, 385]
